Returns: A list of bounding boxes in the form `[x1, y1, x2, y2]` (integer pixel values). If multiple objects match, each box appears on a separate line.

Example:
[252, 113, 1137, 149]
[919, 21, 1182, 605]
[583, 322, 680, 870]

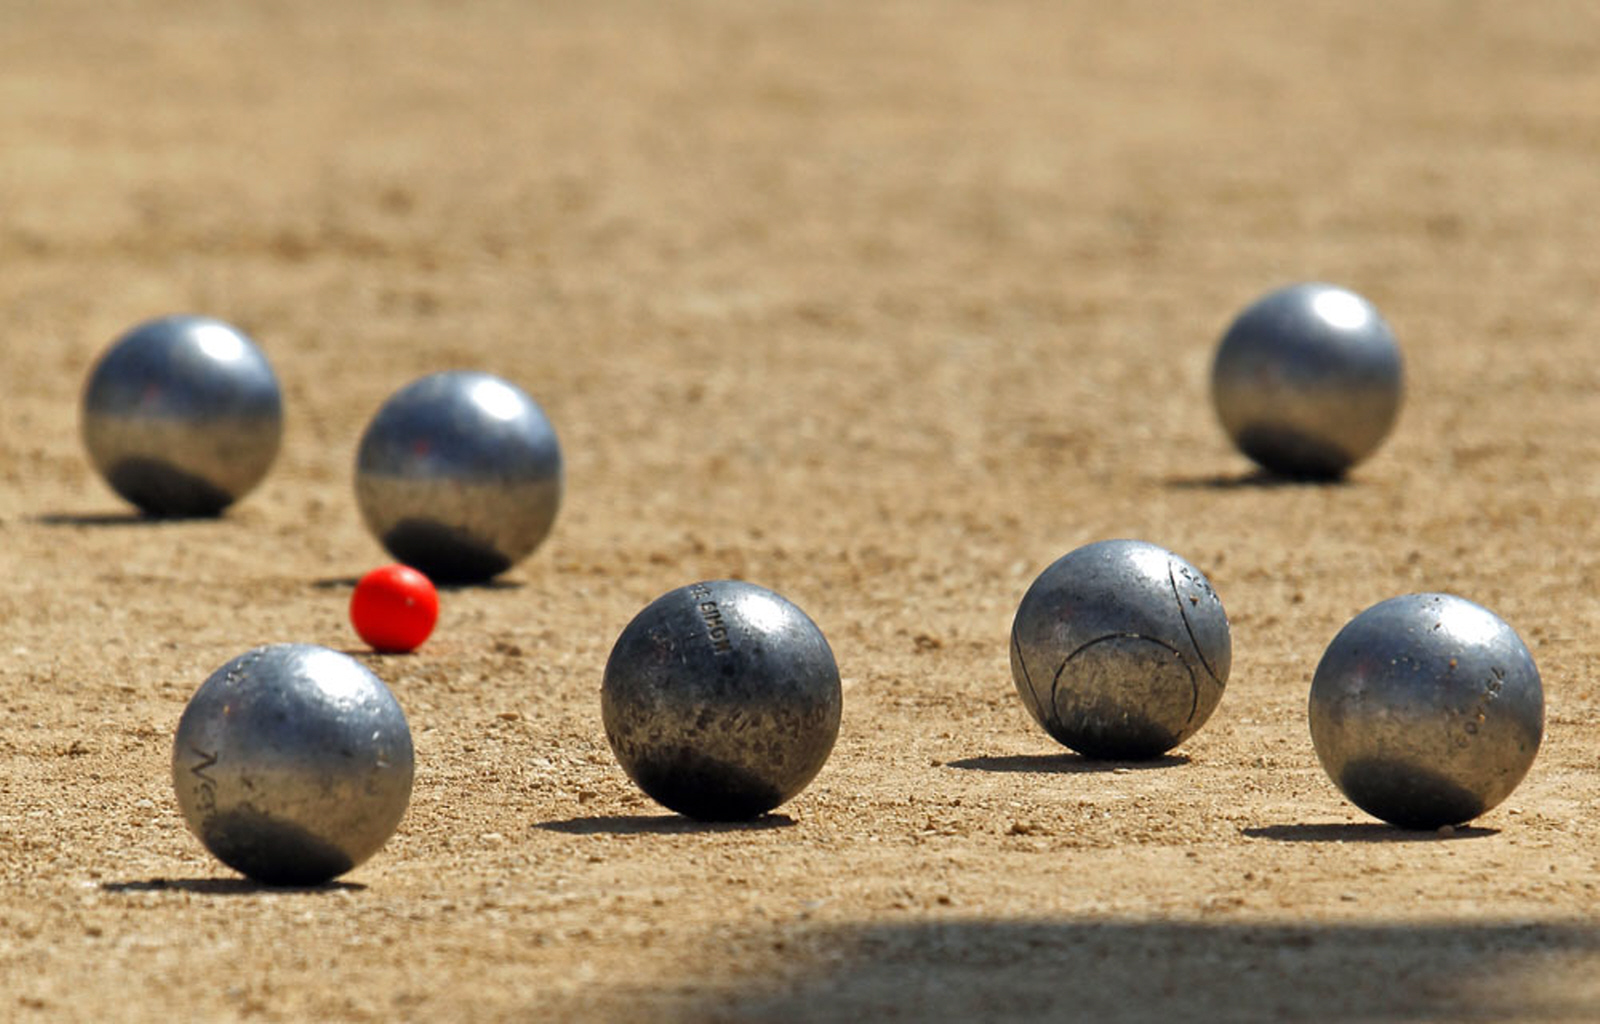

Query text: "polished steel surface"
[81, 314, 283, 515]
[1309, 593, 1543, 829]
[602, 580, 842, 820]
[1211, 282, 1403, 478]
[1010, 539, 1231, 759]
[355, 370, 563, 582]
[172, 643, 415, 885]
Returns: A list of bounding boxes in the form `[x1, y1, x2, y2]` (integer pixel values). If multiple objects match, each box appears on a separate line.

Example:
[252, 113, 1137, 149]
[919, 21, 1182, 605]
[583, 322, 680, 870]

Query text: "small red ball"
[350, 564, 439, 653]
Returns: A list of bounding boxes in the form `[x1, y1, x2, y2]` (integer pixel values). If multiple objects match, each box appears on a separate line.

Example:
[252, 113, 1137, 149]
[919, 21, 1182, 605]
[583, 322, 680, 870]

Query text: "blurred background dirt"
[2, 2, 1600, 1020]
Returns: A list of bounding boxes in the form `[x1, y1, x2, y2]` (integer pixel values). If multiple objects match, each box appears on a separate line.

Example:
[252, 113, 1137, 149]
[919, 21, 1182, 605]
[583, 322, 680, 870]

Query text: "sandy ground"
[3, 1, 1600, 1020]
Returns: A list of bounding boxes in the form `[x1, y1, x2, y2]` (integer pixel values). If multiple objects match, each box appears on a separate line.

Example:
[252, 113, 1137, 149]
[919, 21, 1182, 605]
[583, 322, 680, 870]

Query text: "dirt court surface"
[3, 1, 1600, 1020]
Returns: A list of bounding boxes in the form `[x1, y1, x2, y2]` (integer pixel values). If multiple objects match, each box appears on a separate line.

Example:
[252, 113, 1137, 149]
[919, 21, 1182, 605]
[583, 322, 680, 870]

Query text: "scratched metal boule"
[171, 643, 415, 885]
[1309, 593, 1543, 829]
[355, 370, 563, 583]
[602, 580, 842, 820]
[1210, 282, 1403, 478]
[1009, 539, 1231, 759]
[81, 314, 283, 516]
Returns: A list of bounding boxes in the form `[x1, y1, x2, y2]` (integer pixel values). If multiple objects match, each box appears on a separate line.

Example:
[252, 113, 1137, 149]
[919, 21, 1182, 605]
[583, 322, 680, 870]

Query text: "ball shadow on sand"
[1163, 469, 1355, 490]
[1241, 822, 1499, 843]
[33, 510, 224, 527]
[945, 753, 1189, 775]
[535, 813, 797, 836]
[309, 576, 363, 590]
[99, 877, 366, 896]
[333, 647, 424, 659]
[437, 578, 525, 593]
[309, 575, 523, 592]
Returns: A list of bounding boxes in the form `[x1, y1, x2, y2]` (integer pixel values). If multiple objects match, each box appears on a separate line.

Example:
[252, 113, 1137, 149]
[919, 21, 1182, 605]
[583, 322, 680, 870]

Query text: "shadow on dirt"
[309, 575, 523, 592]
[334, 647, 425, 659]
[99, 877, 365, 895]
[33, 511, 221, 527]
[309, 576, 362, 589]
[945, 753, 1189, 774]
[535, 813, 796, 835]
[1242, 822, 1499, 843]
[664, 918, 1600, 1023]
[1164, 470, 1353, 490]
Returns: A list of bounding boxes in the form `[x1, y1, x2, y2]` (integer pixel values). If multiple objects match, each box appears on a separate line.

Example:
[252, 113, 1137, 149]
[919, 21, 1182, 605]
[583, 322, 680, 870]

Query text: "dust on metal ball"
[1309, 593, 1543, 830]
[601, 580, 842, 820]
[1210, 282, 1403, 478]
[171, 643, 415, 885]
[1009, 539, 1231, 759]
[355, 370, 562, 583]
[81, 314, 283, 516]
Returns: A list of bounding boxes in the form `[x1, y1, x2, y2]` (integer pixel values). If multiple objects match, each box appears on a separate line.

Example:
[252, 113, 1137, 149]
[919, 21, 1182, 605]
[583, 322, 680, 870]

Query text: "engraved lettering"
[189, 745, 218, 784]
[697, 598, 733, 654]
[189, 745, 219, 814]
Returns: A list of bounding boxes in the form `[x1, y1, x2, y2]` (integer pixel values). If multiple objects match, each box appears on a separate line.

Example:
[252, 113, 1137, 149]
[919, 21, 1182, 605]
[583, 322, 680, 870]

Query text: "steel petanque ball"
[81, 315, 283, 516]
[601, 580, 843, 820]
[1309, 593, 1543, 829]
[354, 370, 563, 583]
[1009, 539, 1231, 759]
[1210, 282, 1403, 478]
[172, 644, 415, 885]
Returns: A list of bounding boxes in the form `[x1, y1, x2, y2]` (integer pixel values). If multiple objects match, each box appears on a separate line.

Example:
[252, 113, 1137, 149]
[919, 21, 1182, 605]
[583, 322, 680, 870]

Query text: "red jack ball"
[350, 564, 439, 653]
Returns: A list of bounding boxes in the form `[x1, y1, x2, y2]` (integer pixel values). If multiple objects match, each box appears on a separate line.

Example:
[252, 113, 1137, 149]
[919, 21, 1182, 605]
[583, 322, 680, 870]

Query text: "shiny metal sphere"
[172, 644, 415, 885]
[81, 315, 283, 515]
[1309, 593, 1543, 829]
[1010, 539, 1231, 759]
[1211, 282, 1403, 478]
[602, 580, 842, 820]
[355, 371, 562, 583]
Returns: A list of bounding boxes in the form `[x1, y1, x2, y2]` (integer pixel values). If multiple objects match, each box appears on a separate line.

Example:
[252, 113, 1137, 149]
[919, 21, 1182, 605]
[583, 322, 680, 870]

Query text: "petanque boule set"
[72, 285, 1547, 887]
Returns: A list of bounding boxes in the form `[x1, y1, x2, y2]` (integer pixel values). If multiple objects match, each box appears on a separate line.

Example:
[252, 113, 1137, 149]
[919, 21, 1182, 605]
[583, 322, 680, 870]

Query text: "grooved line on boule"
[1012, 624, 1048, 723]
[1050, 632, 1200, 728]
[1169, 562, 1221, 687]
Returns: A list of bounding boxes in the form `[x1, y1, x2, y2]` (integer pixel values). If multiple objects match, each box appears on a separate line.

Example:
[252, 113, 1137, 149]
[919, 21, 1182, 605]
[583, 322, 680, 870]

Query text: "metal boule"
[171, 643, 415, 885]
[1211, 282, 1403, 478]
[1309, 592, 1543, 829]
[354, 370, 562, 583]
[81, 314, 283, 516]
[602, 580, 842, 820]
[1010, 539, 1231, 759]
